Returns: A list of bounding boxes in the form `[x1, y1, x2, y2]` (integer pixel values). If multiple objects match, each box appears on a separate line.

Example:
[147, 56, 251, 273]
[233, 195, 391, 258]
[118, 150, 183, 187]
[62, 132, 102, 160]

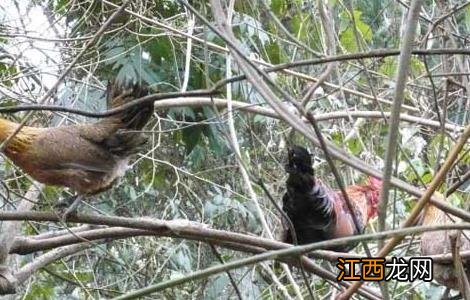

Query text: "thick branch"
[11, 226, 470, 263]
[14, 243, 92, 285]
[0, 96, 463, 132]
[4, 212, 470, 299]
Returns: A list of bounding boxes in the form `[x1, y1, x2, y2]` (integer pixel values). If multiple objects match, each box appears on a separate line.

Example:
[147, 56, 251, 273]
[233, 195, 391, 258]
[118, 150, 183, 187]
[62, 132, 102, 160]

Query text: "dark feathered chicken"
[282, 145, 381, 252]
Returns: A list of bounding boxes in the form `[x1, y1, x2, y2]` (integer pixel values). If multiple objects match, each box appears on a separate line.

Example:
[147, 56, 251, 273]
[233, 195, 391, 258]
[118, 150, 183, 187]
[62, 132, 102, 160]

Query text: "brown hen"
[421, 202, 470, 294]
[0, 80, 153, 212]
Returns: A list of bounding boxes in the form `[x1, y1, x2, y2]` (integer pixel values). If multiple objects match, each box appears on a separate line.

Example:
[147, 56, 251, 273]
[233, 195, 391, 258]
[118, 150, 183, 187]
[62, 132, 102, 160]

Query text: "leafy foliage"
[0, 0, 468, 299]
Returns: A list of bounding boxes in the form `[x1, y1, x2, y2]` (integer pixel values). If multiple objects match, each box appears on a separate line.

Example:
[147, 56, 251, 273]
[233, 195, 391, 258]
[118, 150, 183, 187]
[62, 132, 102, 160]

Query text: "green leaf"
[421, 172, 433, 184]
[169, 247, 192, 272]
[0, 98, 17, 107]
[102, 38, 126, 66]
[42, 186, 62, 204]
[153, 0, 182, 18]
[148, 37, 174, 64]
[264, 40, 282, 64]
[290, 14, 302, 39]
[379, 57, 397, 78]
[253, 114, 266, 123]
[24, 282, 55, 300]
[204, 202, 218, 218]
[117, 63, 137, 81]
[356, 17, 372, 42]
[339, 28, 357, 52]
[187, 144, 205, 168]
[206, 274, 229, 299]
[291, 13, 311, 42]
[410, 57, 425, 76]
[339, 10, 372, 52]
[58, 270, 93, 282]
[0, 64, 18, 87]
[347, 137, 363, 155]
[465, 5, 470, 32]
[182, 125, 203, 154]
[271, 0, 285, 15]
[427, 133, 450, 167]
[331, 130, 344, 145]
[54, 0, 68, 14]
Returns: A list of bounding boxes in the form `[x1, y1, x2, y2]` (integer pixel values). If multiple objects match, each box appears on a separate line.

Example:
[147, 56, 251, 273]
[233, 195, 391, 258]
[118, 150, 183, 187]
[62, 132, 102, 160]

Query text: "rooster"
[282, 145, 381, 251]
[421, 202, 470, 295]
[0, 80, 153, 215]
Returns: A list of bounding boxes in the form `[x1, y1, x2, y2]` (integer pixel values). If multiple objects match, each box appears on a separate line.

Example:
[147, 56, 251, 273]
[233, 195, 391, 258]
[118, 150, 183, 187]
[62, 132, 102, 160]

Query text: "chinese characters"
[337, 257, 433, 282]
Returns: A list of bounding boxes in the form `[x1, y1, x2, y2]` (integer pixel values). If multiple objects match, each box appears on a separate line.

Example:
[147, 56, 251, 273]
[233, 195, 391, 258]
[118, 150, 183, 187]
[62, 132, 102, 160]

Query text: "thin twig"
[447, 170, 470, 196]
[377, 0, 423, 249]
[209, 244, 243, 300]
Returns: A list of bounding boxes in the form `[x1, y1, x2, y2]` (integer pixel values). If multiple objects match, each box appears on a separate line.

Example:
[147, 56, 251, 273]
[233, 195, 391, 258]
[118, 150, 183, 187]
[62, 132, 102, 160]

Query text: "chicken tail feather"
[106, 80, 154, 130]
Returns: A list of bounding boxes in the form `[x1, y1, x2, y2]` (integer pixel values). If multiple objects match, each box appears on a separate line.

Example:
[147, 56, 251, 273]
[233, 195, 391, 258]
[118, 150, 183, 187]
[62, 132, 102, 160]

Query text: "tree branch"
[377, 0, 423, 248]
[112, 222, 470, 300]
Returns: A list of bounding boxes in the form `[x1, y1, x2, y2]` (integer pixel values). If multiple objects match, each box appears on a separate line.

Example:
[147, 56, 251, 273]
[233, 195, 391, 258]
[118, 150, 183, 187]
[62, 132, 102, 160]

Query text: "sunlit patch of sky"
[1, 1, 65, 90]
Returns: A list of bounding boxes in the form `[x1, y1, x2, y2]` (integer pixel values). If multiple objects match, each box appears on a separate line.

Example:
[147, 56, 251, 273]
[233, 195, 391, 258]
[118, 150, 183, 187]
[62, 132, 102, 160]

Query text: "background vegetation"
[0, 0, 469, 299]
